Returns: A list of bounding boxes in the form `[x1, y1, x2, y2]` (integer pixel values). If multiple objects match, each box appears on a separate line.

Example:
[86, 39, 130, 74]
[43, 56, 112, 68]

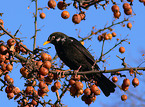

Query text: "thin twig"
[103, 39, 127, 56]
[54, 84, 70, 105]
[0, 25, 33, 53]
[99, 39, 105, 60]
[33, 0, 38, 50]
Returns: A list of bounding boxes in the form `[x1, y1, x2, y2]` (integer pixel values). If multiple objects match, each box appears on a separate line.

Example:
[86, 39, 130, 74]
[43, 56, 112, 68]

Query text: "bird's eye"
[51, 36, 55, 40]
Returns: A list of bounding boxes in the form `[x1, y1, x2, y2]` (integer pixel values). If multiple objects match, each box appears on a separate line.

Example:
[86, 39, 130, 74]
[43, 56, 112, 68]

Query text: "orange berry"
[41, 53, 50, 61]
[6, 64, 13, 71]
[119, 46, 125, 53]
[75, 81, 83, 90]
[7, 78, 14, 84]
[69, 79, 75, 86]
[43, 61, 51, 69]
[123, 78, 130, 87]
[127, 22, 132, 29]
[98, 35, 103, 41]
[40, 12, 46, 19]
[107, 33, 112, 40]
[124, 8, 132, 15]
[57, 1, 66, 10]
[0, 45, 8, 54]
[112, 76, 118, 83]
[36, 61, 43, 68]
[13, 87, 20, 95]
[5, 86, 14, 93]
[123, 3, 131, 10]
[104, 34, 109, 40]
[79, 12, 86, 20]
[48, 0, 56, 9]
[0, 19, 4, 25]
[20, 67, 29, 78]
[77, 89, 83, 96]
[39, 81, 46, 89]
[0, 54, 6, 62]
[25, 86, 34, 95]
[83, 88, 91, 96]
[72, 14, 81, 24]
[61, 11, 70, 19]
[39, 66, 49, 76]
[114, 11, 121, 19]
[7, 39, 16, 46]
[121, 84, 129, 91]
[4, 74, 10, 82]
[54, 81, 61, 90]
[112, 32, 117, 37]
[121, 94, 127, 101]
[132, 78, 139, 87]
[7, 92, 14, 99]
[111, 5, 120, 13]
[90, 84, 100, 95]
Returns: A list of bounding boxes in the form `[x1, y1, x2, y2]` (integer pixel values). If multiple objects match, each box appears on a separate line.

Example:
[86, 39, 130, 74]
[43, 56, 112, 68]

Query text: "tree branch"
[0, 25, 33, 53]
[49, 67, 145, 75]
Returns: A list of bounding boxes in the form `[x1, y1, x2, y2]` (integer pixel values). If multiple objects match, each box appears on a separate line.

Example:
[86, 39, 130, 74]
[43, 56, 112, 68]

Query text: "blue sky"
[0, 0, 145, 107]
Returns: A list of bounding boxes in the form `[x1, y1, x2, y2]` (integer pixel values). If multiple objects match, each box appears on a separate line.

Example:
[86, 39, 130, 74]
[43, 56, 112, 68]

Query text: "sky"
[0, 0, 145, 107]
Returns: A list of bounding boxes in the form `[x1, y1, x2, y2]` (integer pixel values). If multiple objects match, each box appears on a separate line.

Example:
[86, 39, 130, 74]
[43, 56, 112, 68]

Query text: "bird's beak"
[43, 41, 50, 45]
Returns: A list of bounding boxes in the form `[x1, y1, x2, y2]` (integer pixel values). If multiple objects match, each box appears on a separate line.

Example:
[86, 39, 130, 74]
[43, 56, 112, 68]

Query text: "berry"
[83, 88, 91, 96]
[39, 66, 49, 76]
[123, 3, 131, 10]
[123, 78, 130, 87]
[121, 95, 127, 101]
[72, 14, 81, 24]
[40, 13, 46, 19]
[127, 22, 132, 29]
[132, 78, 139, 87]
[119, 47, 125, 53]
[57, 1, 66, 10]
[111, 5, 120, 13]
[112, 32, 117, 37]
[114, 11, 121, 19]
[112, 76, 118, 83]
[7, 39, 16, 46]
[75, 81, 83, 90]
[48, 0, 56, 9]
[61, 11, 70, 19]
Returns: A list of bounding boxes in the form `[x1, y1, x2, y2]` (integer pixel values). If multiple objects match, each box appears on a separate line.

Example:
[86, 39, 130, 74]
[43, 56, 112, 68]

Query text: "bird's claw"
[74, 65, 82, 77]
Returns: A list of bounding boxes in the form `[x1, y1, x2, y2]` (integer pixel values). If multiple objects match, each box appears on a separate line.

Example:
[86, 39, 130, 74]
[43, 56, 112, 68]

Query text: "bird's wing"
[68, 37, 100, 70]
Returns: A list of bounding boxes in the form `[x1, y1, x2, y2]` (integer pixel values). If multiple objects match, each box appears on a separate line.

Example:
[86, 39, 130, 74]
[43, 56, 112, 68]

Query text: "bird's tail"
[94, 73, 116, 97]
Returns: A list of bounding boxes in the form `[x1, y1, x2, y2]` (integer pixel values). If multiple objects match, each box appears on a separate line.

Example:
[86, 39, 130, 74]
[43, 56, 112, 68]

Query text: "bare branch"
[49, 67, 145, 75]
[0, 25, 33, 53]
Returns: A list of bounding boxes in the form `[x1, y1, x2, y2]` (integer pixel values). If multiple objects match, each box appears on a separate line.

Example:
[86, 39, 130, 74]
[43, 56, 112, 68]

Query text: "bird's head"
[43, 32, 68, 46]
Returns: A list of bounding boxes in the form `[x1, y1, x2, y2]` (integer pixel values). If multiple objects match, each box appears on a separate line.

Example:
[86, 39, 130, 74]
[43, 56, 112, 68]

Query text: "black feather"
[47, 32, 116, 96]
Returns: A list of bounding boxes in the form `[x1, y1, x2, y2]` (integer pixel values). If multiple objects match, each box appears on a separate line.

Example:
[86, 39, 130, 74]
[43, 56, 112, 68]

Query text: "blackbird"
[43, 32, 116, 96]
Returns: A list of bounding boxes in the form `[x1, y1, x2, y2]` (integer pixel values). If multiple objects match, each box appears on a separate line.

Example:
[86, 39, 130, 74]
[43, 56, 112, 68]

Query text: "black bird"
[43, 32, 116, 96]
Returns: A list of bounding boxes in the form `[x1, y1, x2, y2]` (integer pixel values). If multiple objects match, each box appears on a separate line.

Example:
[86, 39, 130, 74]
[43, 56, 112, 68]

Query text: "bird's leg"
[92, 62, 96, 70]
[74, 65, 82, 77]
